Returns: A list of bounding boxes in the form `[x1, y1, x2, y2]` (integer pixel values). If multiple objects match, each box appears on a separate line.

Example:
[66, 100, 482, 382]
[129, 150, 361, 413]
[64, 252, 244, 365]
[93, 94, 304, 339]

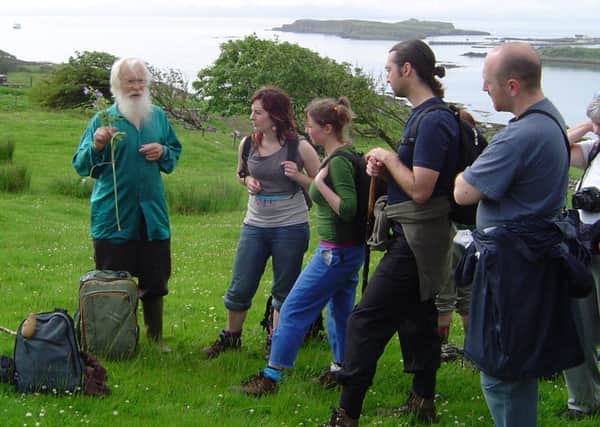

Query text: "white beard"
[115, 89, 152, 126]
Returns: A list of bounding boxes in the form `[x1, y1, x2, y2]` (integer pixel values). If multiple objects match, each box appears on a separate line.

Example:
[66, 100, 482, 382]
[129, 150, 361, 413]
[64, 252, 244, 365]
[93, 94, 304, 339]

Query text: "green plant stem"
[110, 137, 121, 231]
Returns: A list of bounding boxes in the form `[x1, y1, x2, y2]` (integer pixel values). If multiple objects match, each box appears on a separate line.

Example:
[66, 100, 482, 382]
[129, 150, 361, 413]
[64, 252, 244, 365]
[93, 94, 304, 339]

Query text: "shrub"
[166, 178, 245, 214]
[31, 51, 117, 109]
[0, 136, 15, 163]
[194, 35, 408, 148]
[0, 164, 31, 193]
[50, 176, 94, 199]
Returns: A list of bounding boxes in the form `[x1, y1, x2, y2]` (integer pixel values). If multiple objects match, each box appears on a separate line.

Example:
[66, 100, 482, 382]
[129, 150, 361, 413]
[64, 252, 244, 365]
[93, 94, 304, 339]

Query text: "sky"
[4, 0, 598, 26]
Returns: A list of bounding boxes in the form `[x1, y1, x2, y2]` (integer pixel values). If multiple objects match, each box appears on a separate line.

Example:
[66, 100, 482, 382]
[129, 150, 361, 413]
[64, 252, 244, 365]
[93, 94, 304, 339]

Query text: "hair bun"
[336, 96, 351, 109]
[434, 66, 446, 78]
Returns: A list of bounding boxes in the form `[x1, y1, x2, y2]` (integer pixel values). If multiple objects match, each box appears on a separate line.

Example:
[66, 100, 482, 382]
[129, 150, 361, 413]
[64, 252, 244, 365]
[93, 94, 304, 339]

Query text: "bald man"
[454, 43, 584, 426]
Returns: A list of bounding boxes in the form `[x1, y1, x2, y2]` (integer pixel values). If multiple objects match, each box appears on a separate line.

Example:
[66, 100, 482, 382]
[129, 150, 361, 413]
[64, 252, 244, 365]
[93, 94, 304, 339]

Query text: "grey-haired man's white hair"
[110, 57, 152, 97]
[586, 91, 600, 123]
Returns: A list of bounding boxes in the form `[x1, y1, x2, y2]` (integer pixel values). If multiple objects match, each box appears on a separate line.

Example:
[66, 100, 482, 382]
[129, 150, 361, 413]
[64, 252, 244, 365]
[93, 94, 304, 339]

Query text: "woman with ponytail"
[236, 97, 366, 396]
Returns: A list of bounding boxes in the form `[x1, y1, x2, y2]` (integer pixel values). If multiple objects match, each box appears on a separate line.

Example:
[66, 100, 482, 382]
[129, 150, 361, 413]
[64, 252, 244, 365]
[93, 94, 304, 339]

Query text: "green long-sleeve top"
[309, 147, 359, 243]
[72, 104, 182, 242]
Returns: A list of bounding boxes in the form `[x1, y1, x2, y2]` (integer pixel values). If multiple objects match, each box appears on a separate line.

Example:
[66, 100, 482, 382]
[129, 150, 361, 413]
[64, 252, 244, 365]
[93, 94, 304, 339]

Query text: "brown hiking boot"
[440, 343, 463, 362]
[398, 390, 436, 424]
[201, 330, 241, 359]
[319, 408, 358, 427]
[315, 368, 340, 390]
[235, 370, 278, 397]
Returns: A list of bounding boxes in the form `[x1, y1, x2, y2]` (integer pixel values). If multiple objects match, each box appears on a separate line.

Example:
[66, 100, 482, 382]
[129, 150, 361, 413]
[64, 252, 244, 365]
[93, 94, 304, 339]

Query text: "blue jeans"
[480, 372, 538, 427]
[269, 244, 364, 368]
[224, 222, 309, 312]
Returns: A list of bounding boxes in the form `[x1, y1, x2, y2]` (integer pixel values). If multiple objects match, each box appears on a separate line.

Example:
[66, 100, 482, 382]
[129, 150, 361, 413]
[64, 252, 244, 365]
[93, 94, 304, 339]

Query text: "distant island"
[463, 46, 600, 67]
[0, 49, 51, 74]
[273, 18, 490, 41]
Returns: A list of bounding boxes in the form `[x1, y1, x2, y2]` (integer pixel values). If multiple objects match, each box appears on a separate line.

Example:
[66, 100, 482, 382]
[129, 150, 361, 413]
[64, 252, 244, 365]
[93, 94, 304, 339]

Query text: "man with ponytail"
[322, 40, 458, 426]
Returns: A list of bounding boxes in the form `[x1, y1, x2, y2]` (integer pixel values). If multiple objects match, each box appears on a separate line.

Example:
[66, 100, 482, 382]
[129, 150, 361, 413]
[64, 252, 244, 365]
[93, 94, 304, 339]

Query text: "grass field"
[0, 81, 597, 427]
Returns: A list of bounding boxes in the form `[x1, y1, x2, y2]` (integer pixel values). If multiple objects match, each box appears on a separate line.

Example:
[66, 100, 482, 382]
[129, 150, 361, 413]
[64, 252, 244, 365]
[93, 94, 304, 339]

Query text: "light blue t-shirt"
[462, 98, 568, 229]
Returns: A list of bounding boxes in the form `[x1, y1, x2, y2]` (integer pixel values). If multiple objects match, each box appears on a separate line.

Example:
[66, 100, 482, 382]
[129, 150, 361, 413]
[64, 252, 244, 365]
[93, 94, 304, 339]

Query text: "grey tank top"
[244, 143, 309, 227]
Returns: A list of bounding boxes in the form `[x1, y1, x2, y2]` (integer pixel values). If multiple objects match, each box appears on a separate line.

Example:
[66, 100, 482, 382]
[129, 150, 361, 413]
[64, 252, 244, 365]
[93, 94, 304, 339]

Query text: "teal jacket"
[72, 104, 182, 242]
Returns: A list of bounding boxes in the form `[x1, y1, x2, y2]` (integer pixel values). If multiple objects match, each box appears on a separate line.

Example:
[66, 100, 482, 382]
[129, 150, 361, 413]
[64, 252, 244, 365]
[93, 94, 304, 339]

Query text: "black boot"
[142, 297, 171, 353]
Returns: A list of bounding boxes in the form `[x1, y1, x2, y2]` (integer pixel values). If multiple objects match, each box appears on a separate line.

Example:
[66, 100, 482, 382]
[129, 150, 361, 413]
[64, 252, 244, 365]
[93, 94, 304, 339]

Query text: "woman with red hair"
[202, 86, 320, 359]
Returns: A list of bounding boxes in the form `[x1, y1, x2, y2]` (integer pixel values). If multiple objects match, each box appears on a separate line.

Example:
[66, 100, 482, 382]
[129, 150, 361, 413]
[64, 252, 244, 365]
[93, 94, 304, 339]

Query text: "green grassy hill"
[0, 74, 595, 427]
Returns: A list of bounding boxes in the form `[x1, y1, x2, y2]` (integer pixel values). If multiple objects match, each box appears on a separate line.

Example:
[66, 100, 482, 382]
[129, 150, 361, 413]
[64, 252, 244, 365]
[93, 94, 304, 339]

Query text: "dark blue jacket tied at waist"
[455, 214, 593, 381]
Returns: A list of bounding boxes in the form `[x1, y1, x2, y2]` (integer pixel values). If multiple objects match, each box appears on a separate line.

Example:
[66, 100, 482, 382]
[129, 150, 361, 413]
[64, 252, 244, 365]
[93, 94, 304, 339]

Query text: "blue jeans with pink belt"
[269, 242, 364, 368]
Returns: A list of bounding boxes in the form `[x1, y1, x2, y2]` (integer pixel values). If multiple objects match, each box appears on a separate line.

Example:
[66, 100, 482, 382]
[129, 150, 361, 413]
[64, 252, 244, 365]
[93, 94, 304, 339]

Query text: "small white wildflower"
[25, 412, 32, 417]
[112, 411, 118, 416]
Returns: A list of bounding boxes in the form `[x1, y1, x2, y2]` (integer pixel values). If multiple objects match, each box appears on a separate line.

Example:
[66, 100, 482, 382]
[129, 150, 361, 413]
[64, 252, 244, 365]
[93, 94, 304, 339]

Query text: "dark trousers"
[338, 237, 441, 418]
[93, 239, 171, 300]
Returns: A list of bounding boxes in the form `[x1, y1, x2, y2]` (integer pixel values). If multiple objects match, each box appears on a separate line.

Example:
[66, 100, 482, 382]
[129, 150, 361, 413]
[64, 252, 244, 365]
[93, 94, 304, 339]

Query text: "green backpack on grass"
[76, 270, 139, 359]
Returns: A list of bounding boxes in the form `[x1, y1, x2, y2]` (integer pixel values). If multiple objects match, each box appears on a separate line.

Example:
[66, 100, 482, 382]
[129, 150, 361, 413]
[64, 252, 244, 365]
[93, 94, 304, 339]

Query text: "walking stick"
[362, 176, 377, 292]
[0, 326, 16, 336]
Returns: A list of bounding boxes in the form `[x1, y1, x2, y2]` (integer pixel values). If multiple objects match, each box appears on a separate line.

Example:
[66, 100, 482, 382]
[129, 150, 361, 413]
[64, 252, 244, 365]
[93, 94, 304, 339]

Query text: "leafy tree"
[31, 51, 117, 109]
[149, 66, 207, 131]
[193, 35, 407, 147]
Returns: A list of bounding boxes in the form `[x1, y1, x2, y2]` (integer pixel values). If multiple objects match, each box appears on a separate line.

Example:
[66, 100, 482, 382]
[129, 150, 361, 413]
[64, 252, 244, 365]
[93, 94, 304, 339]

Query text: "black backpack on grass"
[13, 309, 84, 394]
[406, 103, 488, 226]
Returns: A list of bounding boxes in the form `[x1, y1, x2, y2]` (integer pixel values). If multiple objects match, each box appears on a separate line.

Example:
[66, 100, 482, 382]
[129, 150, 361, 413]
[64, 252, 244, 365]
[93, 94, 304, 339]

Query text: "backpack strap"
[238, 134, 305, 180]
[237, 136, 252, 179]
[588, 141, 600, 165]
[517, 108, 570, 161]
[517, 108, 576, 190]
[285, 135, 299, 163]
[404, 103, 456, 146]
[321, 149, 359, 170]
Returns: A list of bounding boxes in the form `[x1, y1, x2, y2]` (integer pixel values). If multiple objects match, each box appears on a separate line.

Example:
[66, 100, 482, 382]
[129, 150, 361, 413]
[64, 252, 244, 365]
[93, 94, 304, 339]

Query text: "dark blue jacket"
[456, 216, 590, 380]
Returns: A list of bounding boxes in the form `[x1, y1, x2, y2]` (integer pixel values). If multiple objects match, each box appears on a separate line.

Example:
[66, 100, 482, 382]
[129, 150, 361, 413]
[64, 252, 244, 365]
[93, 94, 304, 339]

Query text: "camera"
[572, 187, 600, 212]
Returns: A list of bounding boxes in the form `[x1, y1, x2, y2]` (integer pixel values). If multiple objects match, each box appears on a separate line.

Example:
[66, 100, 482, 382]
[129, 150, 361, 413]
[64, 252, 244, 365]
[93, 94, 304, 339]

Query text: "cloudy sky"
[5, 0, 598, 24]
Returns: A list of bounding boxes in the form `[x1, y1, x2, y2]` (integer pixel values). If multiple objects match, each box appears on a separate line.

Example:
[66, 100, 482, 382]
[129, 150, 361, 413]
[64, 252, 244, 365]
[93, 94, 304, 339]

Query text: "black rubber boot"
[142, 297, 171, 353]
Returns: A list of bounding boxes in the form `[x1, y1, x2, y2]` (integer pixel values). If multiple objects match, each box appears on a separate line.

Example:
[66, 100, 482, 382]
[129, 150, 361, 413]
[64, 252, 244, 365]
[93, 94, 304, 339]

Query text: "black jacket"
[456, 215, 591, 380]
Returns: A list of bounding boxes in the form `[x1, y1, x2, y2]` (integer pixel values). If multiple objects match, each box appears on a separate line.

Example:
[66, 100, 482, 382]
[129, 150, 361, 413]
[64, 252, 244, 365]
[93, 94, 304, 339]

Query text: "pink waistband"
[319, 240, 356, 249]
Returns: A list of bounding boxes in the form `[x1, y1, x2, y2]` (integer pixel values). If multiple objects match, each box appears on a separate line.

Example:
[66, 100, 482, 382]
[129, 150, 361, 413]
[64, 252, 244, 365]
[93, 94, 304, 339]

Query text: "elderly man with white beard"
[73, 57, 182, 352]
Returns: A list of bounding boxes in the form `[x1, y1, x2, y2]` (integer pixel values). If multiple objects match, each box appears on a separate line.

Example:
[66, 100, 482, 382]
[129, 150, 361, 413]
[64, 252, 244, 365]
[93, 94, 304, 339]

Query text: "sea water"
[2, 15, 600, 126]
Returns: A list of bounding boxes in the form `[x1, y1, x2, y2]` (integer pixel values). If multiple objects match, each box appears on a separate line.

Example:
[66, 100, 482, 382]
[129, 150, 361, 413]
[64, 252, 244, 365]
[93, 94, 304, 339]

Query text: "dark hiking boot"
[562, 408, 591, 420]
[314, 368, 340, 390]
[398, 390, 436, 424]
[142, 297, 171, 353]
[319, 408, 359, 427]
[235, 370, 278, 397]
[440, 343, 463, 362]
[201, 330, 241, 359]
